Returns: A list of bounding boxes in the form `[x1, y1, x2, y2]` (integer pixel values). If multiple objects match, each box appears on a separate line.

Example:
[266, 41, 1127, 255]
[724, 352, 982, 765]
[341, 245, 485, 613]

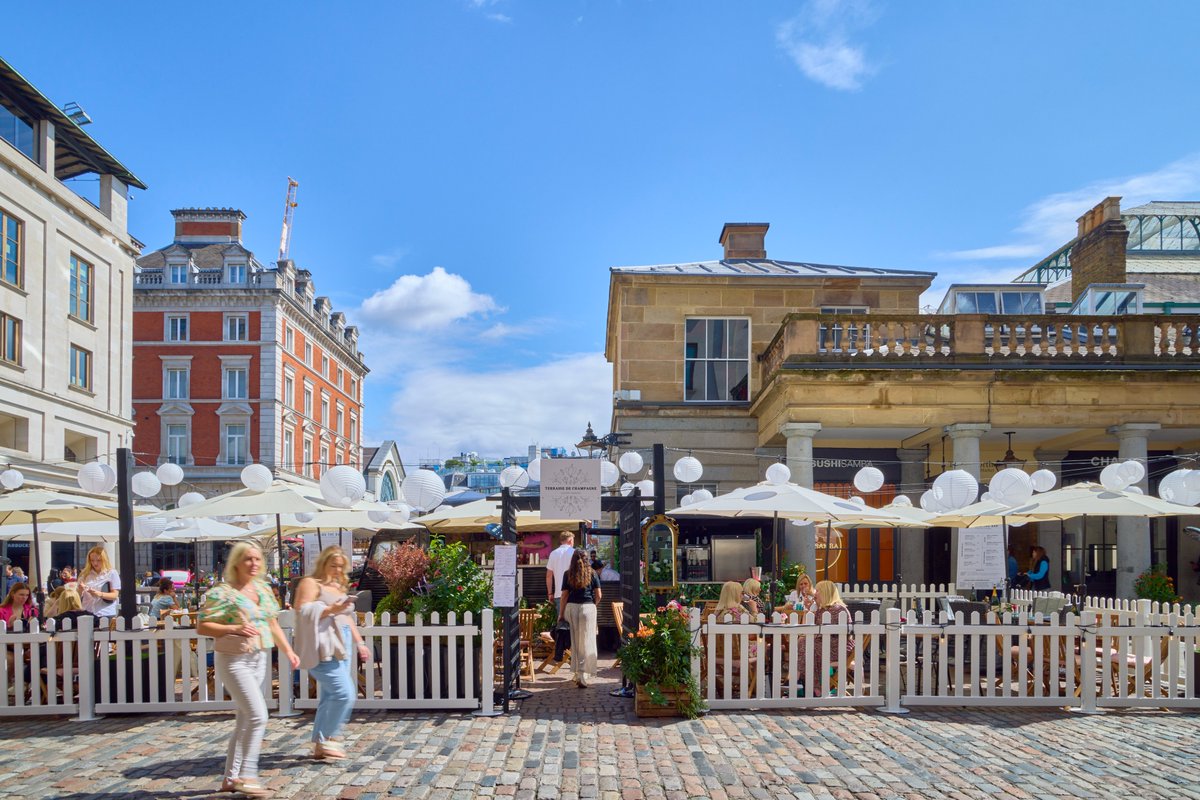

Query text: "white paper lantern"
[1119, 460, 1146, 485]
[98, 464, 117, 493]
[320, 464, 367, 508]
[636, 479, 655, 499]
[1159, 469, 1200, 506]
[765, 462, 791, 485]
[933, 469, 978, 511]
[1099, 463, 1129, 492]
[77, 462, 110, 494]
[178, 491, 205, 508]
[387, 502, 411, 525]
[673, 456, 703, 484]
[1126, 486, 1144, 495]
[619, 482, 635, 497]
[0, 468, 24, 491]
[137, 515, 170, 538]
[402, 469, 447, 512]
[850, 495, 866, 507]
[853, 466, 885, 494]
[919, 490, 936, 511]
[368, 509, 391, 523]
[1185, 471, 1200, 494]
[691, 488, 714, 502]
[989, 468, 1033, 506]
[248, 514, 268, 526]
[526, 458, 544, 482]
[980, 491, 992, 502]
[155, 462, 184, 487]
[892, 494, 912, 507]
[294, 511, 316, 524]
[499, 466, 530, 490]
[240, 463, 273, 492]
[599, 461, 620, 488]
[680, 494, 695, 507]
[131, 471, 161, 498]
[1030, 469, 1057, 493]
[618, 451, 644, 474]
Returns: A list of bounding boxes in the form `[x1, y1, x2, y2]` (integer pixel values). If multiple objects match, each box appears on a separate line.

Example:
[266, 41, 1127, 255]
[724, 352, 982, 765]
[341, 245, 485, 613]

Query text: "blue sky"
[7, 1, 1200, 464]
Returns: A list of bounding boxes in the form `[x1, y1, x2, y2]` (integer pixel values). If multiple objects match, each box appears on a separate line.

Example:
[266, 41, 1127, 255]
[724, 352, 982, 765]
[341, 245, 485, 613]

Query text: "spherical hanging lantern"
[980, 491, 992, 502]
[402, 469, 447, 512]
[989, 468, 1033, 506]
[240, 463, 273, 492]
[137, 515, 170, 538]
[387, 502, 411, 525]
[1126, 486, 1144, 495]
[680, 494, 695, 507]
[294, 512, 316, 524]
[1030, 469, 1057, 493]
[850, 495, 866, 507]
[0, 468, 24, 491]
[691, 488, 714, 502]
[1099, 463, 1128, 492]
[1159, 469, 1200, 506]
[248, 514, 268, 527]
[1119, 460, 1146, 485]
[178, 491, 205, 508]
[1185, 470, 1200, 494]
[155, 462, 185, 487]
[933, 469, 978, 511]
[635, 479, 655, 499]
[499, 466, 530, 491]
[77, 462, 110, 494]
[526, 458, 544, 482]
[619, 482, 635, 497]
[617, 451, 644, 475]
[131, 471, 162, 498]
[892, 494, 912, 507]
[98, 463, 118, 493]
[599, 461, 620, 488]
[765, 462, 791, 485]
[673, 455, 703, 484]
[319, 465, 366, 508]
[919, 490, 936, 511]
[853, 466, 885, 494]
[368, 509, 391, 523]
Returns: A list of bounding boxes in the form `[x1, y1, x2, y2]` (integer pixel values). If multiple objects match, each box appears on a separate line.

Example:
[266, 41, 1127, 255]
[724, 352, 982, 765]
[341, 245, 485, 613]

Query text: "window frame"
[304, 341, 312, 366]
[683, 316, 751, 403]
[165, 314, 189, 342]
[165, 423, 189, 465]
[0, 312, 20, 365]
[0, 100, 37, 161]
[227, 263, 246, 284]
[69, 254, 94, 323]
[1, 207, 23, 288]
[69, 344, 92, 390]
[164, 366, 189, 400]
[282, 428, 295, 471]
[223, 423, 249, 466]
[168, 263, 188, 284]
[224, 313, 249, 342]
[223, 365, 249, 400]
[303, 385, 313, 419]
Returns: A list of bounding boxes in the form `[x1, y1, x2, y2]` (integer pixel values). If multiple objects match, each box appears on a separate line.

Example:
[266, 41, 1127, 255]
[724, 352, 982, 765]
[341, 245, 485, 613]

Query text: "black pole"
[499, 487, 523, 711]
[276, 514, 287, 606]
[823, 521, 831, 581]
[30, 510, 44, 608]
[116, 447, 137, 620]
[652, 443, 665, 517]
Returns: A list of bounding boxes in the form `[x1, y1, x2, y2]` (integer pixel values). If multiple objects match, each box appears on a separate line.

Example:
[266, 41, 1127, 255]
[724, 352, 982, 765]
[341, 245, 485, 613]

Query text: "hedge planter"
[635, 684, 690, 718]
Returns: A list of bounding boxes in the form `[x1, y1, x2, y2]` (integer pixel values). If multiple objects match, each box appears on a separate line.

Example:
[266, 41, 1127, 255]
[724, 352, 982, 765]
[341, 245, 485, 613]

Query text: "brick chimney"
[719, 223, 769, 260]
[171, 208, 246, 244]
[1070, 197, 1127, 302]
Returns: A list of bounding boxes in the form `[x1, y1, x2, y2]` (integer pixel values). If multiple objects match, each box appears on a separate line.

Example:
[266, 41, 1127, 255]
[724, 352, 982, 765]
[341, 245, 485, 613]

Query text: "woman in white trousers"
[559, 550, 601, 687]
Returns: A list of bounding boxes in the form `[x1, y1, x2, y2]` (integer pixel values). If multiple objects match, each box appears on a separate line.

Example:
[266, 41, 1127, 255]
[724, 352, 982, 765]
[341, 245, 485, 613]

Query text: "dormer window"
[937, 286, 1044, 315]
[1070, 285, 1143, 315]
[168, 263, 188, 284]
[227, 263, 246, 284]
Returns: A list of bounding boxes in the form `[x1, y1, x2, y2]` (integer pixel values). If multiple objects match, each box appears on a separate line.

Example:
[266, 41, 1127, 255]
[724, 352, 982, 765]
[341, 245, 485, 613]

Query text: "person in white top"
[545, 530, 576, 599]
[78, 545, 121, 618]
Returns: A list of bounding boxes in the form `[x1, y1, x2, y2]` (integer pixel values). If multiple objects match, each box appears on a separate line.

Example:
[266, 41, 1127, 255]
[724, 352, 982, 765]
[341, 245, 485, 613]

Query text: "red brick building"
[133, 208, 368, 505]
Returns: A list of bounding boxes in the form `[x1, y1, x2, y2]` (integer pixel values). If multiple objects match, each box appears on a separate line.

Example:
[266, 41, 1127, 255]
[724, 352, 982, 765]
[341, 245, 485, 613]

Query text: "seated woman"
[711, 580, 758, 695]
[714, 580, 749, 621]
[49, 589, 92, 628]
[776, 573, 817, 616]
[741, 578, 764, 617]
[148, 578, 180, 620]
[791, 580, 855, 695]
[0, 582, 38, 627]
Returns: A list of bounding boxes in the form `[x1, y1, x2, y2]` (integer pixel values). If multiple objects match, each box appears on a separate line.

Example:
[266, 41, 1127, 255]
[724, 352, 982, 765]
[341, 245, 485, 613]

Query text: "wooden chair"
[517, 608, 537, 681]
[711, 610, 758, 698]
[1108, 633, 1173, 698]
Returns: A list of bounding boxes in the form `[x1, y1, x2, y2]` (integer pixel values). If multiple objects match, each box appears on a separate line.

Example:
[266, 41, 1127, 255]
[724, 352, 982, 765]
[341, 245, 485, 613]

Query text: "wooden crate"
[634, 685, 688, 718]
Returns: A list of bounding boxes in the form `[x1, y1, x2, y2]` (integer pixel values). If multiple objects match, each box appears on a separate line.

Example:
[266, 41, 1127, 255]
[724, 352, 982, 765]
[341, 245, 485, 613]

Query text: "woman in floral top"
[198, 542, 298, 797]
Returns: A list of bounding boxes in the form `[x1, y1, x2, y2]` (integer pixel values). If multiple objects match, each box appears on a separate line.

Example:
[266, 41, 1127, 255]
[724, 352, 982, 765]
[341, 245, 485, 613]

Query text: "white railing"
[0, 609, 495, 720]
[692, 601, 1200, 711]
[837, 583, 958, 615]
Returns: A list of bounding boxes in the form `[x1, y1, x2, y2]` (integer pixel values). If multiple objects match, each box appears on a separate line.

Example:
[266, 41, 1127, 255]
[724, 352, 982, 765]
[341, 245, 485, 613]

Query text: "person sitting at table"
[49, 589, 92, 628]
[792, 581, 854, 695]
[715, 581, 750, 621]
[777, 573, 817, 616]
[741, 578, 764, 617]
[149, 577, 180, 620]
[0, 582, 38, 626]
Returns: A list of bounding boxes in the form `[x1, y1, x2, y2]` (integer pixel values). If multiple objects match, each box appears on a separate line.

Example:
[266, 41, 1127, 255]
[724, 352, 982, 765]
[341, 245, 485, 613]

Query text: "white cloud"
[486, 12, 512, 23]
[359, 266, 501, 331]
[386, 353, 612, 459]
[944, 153, 1200, 262]
[370, 247, 408, 271]
[776, 0, 878, 91]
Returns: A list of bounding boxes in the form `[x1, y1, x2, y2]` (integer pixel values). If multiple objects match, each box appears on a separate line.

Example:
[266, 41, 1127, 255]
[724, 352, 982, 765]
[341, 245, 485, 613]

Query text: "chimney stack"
[171, 208, 246, 244]
[719, 222, 769, 260]
[1070, 197, 1127, 302]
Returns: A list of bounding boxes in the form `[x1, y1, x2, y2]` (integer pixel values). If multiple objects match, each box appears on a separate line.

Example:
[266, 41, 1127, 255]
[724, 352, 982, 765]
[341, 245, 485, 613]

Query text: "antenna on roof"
[278, 177, 299, 263]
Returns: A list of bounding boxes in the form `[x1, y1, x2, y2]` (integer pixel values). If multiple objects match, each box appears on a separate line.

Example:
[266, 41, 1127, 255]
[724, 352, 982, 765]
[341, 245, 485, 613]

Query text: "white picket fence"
[837, 583, 957, 615]
[692, 600, 1200, 712]
[0, 609, 495, 720]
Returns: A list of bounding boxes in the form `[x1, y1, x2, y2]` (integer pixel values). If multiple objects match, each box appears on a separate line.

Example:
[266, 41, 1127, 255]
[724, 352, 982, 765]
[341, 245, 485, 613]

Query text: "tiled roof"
[1123, 201, 1200, 217]
[610, 258, 933, 278]
[1045, 273, 1200, 304]
[136, 243, 254, 270]
[1127, 254, 1200, 275]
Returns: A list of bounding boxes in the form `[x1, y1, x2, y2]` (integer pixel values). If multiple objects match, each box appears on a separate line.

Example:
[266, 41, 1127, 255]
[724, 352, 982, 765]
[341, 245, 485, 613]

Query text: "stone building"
[605, 206, 1200, 600]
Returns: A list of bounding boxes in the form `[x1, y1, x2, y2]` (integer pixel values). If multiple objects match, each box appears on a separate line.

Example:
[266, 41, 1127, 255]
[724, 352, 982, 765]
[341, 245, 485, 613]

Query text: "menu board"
[492, 544, 518, 608]
[955, 525, 1005, 590]
[302, 531, 354, 575]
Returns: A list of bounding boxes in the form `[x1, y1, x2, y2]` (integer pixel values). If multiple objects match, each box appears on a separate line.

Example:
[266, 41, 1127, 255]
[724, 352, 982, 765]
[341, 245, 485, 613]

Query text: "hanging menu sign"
[955, 525, 1005, 590]
[540, 458, 601, 521]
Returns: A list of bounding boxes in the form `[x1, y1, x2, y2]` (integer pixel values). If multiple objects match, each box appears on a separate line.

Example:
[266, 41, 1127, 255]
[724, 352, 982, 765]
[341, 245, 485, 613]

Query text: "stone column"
[1110, 423, 1160, 598]
[897, 448, 927, 586]
[781, 422, 821, 576]
[1033, 450, 1069, 590]
[943, 423, 990, 586]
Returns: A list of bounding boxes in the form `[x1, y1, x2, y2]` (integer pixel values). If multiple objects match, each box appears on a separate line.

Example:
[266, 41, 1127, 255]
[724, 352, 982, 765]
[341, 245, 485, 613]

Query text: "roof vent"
[719, 223, 769, 260]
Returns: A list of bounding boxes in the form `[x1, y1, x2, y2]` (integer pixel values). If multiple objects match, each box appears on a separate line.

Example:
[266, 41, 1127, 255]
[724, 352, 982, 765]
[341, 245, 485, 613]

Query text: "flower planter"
[635, 684, 690, 718]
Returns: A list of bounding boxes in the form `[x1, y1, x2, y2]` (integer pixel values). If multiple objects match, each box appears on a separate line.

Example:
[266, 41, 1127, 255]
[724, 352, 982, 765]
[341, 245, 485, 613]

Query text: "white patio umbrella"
[0, 488, 122, 594]
[415, 499, 584, 534]
[833, 501, 938, 600]
[151, 517, 256, 602]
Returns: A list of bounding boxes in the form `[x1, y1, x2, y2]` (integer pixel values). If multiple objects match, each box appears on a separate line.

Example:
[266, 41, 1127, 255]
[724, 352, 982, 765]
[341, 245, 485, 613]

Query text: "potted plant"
[1133, 564, 1181, 605]
[617, 601, 702, 718]
[372, 541, 430, 618]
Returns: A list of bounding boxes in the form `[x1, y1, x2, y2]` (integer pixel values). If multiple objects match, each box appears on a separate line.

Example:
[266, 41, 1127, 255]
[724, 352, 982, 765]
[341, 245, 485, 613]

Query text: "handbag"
[210, 598, 262, 655]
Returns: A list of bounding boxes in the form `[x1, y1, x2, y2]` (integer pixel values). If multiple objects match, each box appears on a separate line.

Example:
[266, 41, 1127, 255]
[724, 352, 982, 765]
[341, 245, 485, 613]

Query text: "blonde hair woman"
[198, 542, 298, 797]
[293, 547, 370, 760]
[777, 572, 816, 615]
[78, 546, 120, 618]
[741, 578, 763, 616]
[792, 580, 854, 696]
[715, 580, 748, 620]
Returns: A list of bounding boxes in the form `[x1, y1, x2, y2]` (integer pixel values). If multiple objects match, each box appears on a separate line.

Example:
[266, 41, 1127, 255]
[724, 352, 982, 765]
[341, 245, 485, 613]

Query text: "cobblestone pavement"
[4, 656, 1200, 800]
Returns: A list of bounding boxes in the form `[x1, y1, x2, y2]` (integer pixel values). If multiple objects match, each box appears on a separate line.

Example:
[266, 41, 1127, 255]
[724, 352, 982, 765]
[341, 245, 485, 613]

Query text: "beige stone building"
[606, 207, 1200, 601]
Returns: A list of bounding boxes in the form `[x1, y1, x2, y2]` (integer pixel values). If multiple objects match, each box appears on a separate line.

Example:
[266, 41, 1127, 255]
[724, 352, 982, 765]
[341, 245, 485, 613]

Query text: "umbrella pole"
[193, 538, 200, 611]
[823, 521, 831, 581]
[31, 510, 43, 607]
[1002, 519, 1009, 603]
[895, 527, 902, 603]
[276, 514, 287, 606]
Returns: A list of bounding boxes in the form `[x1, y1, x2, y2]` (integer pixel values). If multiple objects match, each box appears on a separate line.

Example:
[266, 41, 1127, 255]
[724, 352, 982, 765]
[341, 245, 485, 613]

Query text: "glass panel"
[976, 292, 998, 313]
[728, 360, 749, 401]
[704, 360, 723, 401]
[955, 293, 978, 313]
[1001, 292, 1042, 314]
[684, 359, 700, 400]
[0, 103, 35, 159]
[707, 319, 726, 359]
[728, 319, 749, 357]
[684, 319, 706, 359]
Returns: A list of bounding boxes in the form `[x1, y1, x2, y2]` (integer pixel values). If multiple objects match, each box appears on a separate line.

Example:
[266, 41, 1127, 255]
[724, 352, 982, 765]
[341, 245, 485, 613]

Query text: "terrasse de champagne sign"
[540, 458, 601, 522]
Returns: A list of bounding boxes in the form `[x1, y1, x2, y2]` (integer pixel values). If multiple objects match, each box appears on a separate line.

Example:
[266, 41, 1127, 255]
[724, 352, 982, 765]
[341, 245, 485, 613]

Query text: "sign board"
[955, 525, 1005, 590]
[540, 458, 601, 521]
[302, 531, 354, 575]
[491, 544, 518, 607]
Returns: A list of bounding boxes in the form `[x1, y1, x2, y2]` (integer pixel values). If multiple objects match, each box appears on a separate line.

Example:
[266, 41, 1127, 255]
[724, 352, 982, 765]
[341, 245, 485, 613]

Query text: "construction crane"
[277, 177, 299, 263]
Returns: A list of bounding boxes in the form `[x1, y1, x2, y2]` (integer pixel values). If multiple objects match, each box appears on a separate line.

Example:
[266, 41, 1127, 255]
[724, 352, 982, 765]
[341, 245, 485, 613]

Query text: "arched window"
[380, 471, 397, 503]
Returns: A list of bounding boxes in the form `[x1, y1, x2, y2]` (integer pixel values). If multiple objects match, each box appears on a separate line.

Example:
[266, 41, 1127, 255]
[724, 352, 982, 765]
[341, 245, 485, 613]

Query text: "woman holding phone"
[293, 546, 370, 760]
[78, 546, 120, 619]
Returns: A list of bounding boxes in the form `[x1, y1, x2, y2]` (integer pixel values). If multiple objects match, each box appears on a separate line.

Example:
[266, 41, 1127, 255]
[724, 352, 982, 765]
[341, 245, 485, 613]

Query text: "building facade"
[606, 212, 1200, 601]
[133, 208, 368, 514]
